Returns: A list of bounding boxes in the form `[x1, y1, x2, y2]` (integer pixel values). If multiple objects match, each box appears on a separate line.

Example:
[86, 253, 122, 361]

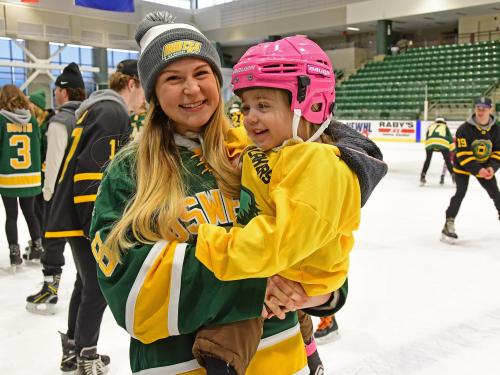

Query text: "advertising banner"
[339, 119, 418, 142]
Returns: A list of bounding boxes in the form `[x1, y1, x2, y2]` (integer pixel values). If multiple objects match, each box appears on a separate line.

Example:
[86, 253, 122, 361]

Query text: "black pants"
[34, 193, 44, 231]
[66, 236, 107, 352]
[446, 173, 500, 218]
[40, 199, 66, 276]
[1, 195, 41, 245]
[421, 149, 453, 176]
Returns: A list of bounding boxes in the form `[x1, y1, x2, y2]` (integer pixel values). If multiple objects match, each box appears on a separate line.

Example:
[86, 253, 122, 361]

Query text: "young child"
[193, 36, 387, 375]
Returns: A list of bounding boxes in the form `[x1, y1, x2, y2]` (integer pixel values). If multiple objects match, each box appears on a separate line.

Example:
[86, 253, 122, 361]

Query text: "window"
[107, 48, 139, 70]
[142, 0, 191, 9]
[197, 0, 239, 8]
[141, 0, 239, 9]
[0, 37, 27, 87]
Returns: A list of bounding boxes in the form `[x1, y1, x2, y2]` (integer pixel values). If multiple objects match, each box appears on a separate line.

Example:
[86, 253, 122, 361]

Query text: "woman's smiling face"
[155, 58, 219, 134]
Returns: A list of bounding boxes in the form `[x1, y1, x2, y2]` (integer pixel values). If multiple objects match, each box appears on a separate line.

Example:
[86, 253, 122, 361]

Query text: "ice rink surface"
[1, 141, 499, 374]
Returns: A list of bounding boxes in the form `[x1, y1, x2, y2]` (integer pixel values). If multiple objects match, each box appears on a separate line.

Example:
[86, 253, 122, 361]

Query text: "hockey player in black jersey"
[442, 97, 500, 242]
[26, 63, 86, 315]
[42, 60, 142, 374]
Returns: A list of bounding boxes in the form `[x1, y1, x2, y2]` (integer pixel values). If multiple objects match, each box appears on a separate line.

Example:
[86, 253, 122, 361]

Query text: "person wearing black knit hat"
[26, 62, 88, 373]
[55, 62, 85, 90]
[37, 58, 133, 373]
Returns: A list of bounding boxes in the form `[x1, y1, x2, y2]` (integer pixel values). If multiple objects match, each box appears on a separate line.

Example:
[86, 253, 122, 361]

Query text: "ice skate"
[76, 347, 110, 375]
[314, 315, 340, 344]
[60, 331, 77, 372]
[419, 173, 426, 187]
[441, 218, 458, 243]
[26, 274, 60, 315]
[9, 244, 22, 272]
[23, 238, 43, 262]
[439, 175, 445, 185]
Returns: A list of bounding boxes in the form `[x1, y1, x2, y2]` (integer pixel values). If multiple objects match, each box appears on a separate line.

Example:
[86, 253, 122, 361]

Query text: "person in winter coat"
[43, 60, 140, 374]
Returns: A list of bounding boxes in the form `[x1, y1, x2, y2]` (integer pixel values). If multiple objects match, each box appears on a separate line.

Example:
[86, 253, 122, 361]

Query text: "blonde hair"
[105, 78, 240, 261]
[31, 105, 49, 126]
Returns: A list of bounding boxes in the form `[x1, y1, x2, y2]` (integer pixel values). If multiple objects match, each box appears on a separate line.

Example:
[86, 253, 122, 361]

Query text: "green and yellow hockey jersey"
[130, 111, 146, 141]
[90, 145, 309, 375]
[196, 141, 360, 297]
[0, 111, 41, 197]
[425, 121, 454, 152]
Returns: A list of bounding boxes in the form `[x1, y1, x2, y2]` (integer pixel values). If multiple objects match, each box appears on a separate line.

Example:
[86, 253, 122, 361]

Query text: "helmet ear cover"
[297, 75, 311, 103]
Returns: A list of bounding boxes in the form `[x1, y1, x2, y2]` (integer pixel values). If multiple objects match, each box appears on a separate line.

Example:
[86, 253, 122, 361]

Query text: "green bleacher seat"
[337, 40, 498, 120]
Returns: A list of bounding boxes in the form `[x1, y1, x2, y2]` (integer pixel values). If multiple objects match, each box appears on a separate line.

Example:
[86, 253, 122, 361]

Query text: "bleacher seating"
[335, 40, 500, 120]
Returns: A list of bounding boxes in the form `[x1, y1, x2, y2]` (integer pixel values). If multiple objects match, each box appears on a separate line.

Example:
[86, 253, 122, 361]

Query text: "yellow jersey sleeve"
[195, 143, 360, 287]
[225, 126, 251, 159]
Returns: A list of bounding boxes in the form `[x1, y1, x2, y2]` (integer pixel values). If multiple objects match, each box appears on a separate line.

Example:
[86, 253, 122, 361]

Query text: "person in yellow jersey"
[90, 12, 356, 375]
[420, 117, 454, 186]
[228, 101, 244, 128]
[194, 36, 388, 374]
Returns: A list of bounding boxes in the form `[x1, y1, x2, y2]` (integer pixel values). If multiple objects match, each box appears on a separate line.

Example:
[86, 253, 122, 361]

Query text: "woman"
[90, 11, 338, 375]
[0, 84, 42, 268]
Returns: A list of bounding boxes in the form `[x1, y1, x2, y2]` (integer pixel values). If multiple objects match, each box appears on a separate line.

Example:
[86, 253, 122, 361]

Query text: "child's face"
[154, 58, 219, 135]
[240, 88, 293, 150]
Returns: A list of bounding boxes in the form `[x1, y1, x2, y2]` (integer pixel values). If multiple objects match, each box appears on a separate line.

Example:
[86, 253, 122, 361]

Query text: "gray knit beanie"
[135, 11, 223, 102]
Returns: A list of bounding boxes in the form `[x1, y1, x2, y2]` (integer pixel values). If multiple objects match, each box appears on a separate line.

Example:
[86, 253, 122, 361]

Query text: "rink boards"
[339, 119, 464, 143]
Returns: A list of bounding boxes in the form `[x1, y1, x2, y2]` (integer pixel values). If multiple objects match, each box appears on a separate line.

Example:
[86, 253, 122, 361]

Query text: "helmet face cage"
[231, 36, 335, 125]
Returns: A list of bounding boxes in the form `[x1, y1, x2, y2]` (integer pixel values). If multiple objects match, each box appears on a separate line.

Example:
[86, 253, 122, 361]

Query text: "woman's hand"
[262, 275, 331, 319]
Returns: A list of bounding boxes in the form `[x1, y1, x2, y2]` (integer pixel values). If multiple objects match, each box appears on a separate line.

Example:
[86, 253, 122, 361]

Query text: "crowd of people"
[2, 7, 498, 375]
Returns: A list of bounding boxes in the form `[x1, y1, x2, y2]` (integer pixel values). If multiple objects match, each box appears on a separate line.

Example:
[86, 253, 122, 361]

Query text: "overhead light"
[347, 27, 360, 31]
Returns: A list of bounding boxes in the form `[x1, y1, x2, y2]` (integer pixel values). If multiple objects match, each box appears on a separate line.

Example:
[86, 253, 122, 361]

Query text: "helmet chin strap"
[291, 109, 302, 140]
[307, 116, 332, 142]
[291, 108, 332, 142]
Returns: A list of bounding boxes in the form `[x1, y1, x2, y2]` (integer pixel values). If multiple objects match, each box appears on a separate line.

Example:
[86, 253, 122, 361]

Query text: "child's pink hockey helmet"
[231, 35, 335, 125]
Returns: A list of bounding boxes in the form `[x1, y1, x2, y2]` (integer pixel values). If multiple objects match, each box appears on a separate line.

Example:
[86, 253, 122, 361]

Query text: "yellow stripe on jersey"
[456, 151, 473, 158]
[425, 138, 451, 148]
[453, 167, 468, 175]
[248, 324, 308, 375]
[74, 173, 103, 182]
[491, 154, 500, 161]
[130, 241, 179, 344]
[73, 194, 97, 204]
[459, 156, 476, 165]
[76, 110, 88, 125]
[0, 172, 41, 188]
[45, 230, 84, 238]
